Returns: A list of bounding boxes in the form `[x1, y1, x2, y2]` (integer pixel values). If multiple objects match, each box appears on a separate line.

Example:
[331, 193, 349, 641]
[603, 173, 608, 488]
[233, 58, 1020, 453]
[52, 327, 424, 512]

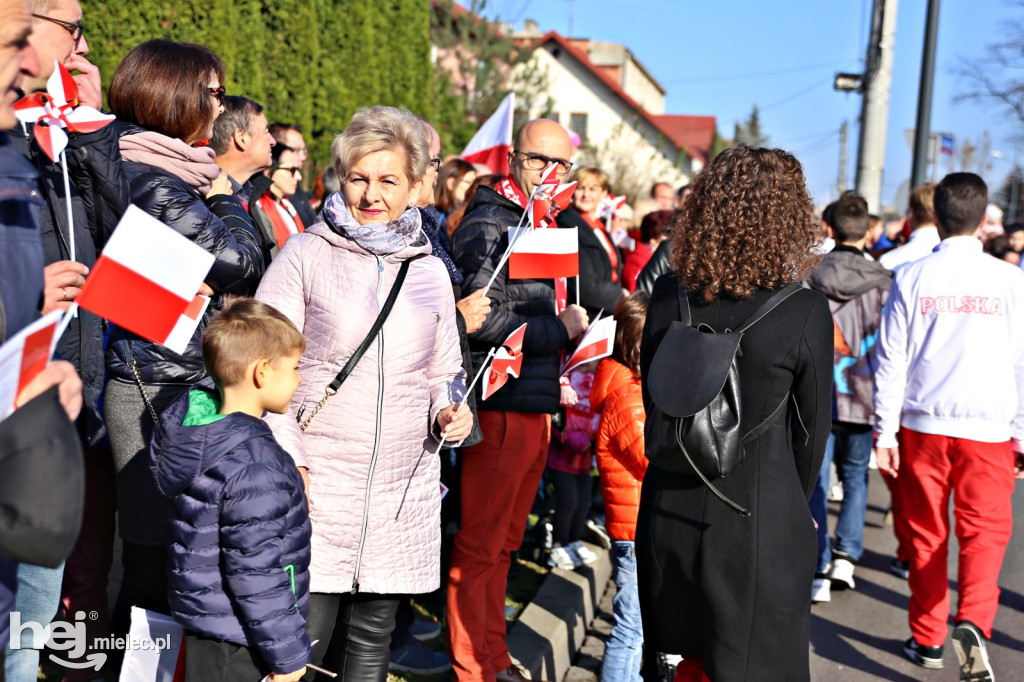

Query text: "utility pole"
[838, 121, 849, 193]
[855, 0, 899, 214]
[911, 0, 941, 188]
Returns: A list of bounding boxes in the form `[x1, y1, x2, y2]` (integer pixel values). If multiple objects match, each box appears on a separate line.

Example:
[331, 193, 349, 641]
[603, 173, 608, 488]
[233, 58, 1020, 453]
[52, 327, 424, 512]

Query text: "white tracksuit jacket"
[873, 236, 1024, 450]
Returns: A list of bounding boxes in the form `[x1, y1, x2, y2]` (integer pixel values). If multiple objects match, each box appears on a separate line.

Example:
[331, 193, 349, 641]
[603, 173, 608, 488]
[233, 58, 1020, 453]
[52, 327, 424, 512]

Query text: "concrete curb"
[508, 541, 612, 682]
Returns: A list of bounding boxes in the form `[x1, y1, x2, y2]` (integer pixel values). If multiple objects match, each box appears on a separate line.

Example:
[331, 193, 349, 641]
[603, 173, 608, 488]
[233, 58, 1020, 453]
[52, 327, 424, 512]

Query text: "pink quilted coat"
[257, 221, 466, 595]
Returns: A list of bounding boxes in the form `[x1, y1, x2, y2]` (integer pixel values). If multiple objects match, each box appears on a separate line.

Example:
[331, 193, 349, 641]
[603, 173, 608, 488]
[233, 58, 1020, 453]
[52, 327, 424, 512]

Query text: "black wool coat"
[556, 205, 623, 317]
[637, 274, 833, 682]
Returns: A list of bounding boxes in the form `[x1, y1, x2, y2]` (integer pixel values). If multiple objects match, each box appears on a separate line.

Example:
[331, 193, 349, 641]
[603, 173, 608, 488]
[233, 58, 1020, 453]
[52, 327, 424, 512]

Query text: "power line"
[761, 80, 829, 113]
[661, 60, 850, 85]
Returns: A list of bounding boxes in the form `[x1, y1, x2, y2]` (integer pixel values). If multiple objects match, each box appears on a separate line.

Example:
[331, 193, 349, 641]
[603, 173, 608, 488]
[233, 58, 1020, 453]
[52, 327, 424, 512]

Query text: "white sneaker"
[568, 540, 598, 566]
[831, 557, 856, 590]
[811, 577, 831, 603]
[548, 546, 575, 571]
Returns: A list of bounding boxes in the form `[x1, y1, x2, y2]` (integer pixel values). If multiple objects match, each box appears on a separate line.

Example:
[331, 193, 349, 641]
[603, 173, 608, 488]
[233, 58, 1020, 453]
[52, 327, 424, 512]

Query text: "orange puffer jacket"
[590, 357, 647, 541]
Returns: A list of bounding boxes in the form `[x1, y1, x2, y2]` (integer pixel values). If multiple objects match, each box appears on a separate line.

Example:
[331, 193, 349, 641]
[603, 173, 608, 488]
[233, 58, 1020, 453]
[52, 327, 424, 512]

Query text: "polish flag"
[76, 205, 215, 347]
[561, 315, 617, 375]
[508, 226, 579, 279]
[481, 323, 527, 401]
[462, 92, 515, 175]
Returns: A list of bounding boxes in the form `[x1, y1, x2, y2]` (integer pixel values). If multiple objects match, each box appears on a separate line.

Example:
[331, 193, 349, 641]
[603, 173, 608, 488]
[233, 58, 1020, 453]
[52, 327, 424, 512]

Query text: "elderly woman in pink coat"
[257, 106, 471, 681]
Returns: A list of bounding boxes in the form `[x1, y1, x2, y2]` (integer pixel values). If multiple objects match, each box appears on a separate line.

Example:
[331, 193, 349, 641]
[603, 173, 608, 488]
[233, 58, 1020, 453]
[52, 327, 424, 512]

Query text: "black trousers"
[185, 633, 270, 682]
[107, 542, 169, 675]
[550, 470, 593, 547]
[305, 592, 399, 682]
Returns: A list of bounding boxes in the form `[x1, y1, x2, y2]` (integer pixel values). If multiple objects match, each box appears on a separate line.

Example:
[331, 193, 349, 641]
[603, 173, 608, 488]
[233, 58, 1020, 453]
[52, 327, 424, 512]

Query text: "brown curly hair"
[670, 145, 820, 303]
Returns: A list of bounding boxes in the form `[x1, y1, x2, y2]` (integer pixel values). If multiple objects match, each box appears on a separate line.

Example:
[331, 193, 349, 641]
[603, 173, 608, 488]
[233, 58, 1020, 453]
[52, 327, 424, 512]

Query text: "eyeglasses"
[207, 86, 225, 103]
[512, 149, 574, 174]
[32, 13, 84, 44]
[429, 157, 441, 173]
[276, 167, 302, 177]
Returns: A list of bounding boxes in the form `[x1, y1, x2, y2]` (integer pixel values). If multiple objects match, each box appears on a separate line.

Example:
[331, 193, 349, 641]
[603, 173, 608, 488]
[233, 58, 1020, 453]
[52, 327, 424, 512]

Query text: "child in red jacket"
[590, 292, 649, 682]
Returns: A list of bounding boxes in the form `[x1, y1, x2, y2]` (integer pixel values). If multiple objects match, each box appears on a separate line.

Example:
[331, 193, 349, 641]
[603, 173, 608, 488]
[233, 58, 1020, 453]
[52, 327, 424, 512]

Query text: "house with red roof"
[509, 23, 717, 199]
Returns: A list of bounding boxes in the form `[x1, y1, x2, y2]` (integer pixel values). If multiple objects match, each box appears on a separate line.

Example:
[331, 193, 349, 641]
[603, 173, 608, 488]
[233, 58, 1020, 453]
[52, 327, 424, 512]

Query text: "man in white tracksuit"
[874, 172, 1024, 681]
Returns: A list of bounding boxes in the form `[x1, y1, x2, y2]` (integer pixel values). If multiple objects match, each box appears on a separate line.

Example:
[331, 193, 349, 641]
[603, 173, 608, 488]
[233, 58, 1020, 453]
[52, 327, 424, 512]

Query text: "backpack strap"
[676, 282, 691, 327]
[676, 282, 801, 332]
[735, 283, 803, 333]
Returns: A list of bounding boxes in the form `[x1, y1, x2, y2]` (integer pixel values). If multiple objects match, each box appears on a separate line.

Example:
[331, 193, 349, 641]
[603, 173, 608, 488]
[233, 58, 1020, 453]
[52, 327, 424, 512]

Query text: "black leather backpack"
[645, 281, 801, 516]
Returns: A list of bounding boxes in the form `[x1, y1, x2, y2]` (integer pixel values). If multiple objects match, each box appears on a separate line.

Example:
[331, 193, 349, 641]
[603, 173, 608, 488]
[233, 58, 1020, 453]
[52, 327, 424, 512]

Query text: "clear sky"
[487, 0, 1021, 211]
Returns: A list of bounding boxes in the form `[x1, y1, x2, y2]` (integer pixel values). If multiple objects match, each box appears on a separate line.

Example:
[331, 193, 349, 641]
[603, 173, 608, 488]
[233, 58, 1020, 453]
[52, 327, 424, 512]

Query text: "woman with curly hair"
[637, 146, 833, 681]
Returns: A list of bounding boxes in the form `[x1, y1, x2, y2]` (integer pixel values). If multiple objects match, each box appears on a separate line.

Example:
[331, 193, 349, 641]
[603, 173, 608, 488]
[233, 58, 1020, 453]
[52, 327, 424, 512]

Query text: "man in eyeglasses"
[269, 122, 317, 228]
[6, 2, 129, 680]
[448, 119, 589, 682]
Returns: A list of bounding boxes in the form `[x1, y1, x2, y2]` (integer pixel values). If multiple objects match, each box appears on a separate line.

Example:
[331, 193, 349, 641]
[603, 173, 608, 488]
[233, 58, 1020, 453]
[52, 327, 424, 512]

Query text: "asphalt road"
[809, 470, 1024, 681]
[567, 469, 1024, 682]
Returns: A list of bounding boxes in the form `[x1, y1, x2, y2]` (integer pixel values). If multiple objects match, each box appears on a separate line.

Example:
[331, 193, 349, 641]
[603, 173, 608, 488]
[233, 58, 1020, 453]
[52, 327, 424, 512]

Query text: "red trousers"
[898, 428, 1015, 646]
[880, 431, 912, 563]
[447, 411, 550, 682]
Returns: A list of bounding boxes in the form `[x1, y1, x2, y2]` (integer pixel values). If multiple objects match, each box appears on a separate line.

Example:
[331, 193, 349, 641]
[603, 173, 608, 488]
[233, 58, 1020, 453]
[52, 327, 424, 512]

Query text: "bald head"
[509, 119, 573, 196]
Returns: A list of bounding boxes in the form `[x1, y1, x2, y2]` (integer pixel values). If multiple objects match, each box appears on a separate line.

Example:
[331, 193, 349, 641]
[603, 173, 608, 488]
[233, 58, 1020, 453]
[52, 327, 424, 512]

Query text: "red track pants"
[447, 411, 550, 681]
[898, 427, 1015, 646]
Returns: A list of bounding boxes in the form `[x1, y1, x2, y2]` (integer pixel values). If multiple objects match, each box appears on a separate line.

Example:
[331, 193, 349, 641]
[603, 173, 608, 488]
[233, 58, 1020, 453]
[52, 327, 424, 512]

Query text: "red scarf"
[584, 213, 619, 283]
[495, 175, 567, 312]
[258, 194, 305, 248]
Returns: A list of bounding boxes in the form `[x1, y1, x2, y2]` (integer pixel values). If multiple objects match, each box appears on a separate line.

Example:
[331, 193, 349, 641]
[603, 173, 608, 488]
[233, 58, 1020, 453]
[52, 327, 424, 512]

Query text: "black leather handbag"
[0, 386, 84, 567]
[646, 282, 800, 516]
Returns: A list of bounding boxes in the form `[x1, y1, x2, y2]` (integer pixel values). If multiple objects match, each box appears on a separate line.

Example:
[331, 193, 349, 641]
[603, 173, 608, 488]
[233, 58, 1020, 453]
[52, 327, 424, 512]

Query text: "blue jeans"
[6, 562, 65, 681]
[810, 426, 874, 573]
[601, 541, 643, 682]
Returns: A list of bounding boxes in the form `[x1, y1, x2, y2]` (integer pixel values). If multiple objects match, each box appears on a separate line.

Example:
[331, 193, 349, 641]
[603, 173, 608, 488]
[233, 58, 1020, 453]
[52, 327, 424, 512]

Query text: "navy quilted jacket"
[149, 388, 312, 674]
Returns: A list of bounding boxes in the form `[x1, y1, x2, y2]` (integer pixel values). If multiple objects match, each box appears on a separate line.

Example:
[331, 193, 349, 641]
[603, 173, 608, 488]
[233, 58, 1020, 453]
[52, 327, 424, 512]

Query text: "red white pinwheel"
[481, 323, 527, 400]
[14, 61, 114, 162]
[598, 195, 628, 220]
[529, 180, 577, 229]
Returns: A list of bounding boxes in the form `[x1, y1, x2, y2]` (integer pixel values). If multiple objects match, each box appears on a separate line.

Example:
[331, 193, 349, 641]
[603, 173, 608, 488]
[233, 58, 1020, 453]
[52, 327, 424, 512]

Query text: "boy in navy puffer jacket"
[149, 298, 311, 682]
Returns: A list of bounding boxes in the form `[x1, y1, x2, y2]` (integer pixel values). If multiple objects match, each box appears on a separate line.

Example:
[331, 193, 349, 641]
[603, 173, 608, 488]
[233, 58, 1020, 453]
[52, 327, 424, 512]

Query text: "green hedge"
[88, 0, 433, 165]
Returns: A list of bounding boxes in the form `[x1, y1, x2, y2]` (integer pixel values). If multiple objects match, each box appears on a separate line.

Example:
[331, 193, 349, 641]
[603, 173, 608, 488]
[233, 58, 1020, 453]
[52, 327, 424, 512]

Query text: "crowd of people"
[0, 1, 1022, 682]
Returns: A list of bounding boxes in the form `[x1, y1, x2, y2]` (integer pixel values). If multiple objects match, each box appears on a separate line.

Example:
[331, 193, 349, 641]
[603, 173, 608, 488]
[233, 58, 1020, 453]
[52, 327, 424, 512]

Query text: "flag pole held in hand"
[432, 346, 498, 455]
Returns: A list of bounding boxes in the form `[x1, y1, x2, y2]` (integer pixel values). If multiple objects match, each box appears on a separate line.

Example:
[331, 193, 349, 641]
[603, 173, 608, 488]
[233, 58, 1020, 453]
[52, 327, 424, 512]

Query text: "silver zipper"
[351, 255, 387, 593]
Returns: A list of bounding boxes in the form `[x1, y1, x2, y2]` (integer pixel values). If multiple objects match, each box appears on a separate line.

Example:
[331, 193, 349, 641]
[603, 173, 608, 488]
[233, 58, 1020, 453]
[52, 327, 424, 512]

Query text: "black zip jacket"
[451, 186, 571, 414]
[106, 123, 264, 387]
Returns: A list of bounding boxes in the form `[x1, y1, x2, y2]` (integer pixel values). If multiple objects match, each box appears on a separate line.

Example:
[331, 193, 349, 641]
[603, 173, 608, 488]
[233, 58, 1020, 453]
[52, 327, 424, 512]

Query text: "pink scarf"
[119, 130, 220, 194]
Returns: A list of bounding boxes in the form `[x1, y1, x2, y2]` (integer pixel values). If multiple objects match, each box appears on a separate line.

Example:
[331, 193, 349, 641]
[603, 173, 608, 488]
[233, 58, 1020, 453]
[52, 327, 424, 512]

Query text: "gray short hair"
[28, 0, 59, 13]
[331, 106, 428, 185]
[210, 96, 264, 156]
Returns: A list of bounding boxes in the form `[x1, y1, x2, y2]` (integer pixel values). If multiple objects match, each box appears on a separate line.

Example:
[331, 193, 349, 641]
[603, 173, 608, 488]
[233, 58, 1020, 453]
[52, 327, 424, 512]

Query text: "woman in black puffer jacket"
[102, 39, 263, 655]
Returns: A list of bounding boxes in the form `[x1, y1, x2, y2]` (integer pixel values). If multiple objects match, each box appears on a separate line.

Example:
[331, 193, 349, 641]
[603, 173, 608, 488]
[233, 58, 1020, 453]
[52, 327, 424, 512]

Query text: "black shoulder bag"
[298, 259, 411, 432]
[645, 282, 802, 516]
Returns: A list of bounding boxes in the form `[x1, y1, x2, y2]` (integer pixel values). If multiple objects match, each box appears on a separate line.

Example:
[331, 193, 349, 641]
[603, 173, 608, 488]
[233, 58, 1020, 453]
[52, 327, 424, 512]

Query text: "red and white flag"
[0, 310, 63, 420]
[561, 315, 617, 375]
[481, 323, 527, 401]
[508, 226, 579, 279]
[77, 205, 215, 347]
[163, 295, 211, 355]
[462, 92, 515, 175]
